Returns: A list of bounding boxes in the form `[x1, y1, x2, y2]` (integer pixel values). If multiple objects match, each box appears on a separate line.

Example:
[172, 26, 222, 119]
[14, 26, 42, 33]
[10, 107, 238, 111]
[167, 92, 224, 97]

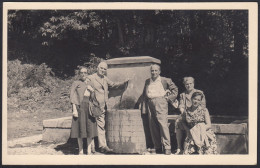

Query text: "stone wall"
[106, 56, 161, 109]
[42, 115, 248, 154]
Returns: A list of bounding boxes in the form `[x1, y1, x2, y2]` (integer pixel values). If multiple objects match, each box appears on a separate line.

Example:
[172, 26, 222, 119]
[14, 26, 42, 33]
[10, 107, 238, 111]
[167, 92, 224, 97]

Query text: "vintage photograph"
[2, 2, 258, 165]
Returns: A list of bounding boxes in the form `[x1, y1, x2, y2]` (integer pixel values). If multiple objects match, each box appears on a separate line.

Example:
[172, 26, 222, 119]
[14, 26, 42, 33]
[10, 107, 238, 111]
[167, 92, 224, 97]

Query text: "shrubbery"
[7, 56, 102, 114]
[7, 57, 104, 139]
[8, 59, 57, 98]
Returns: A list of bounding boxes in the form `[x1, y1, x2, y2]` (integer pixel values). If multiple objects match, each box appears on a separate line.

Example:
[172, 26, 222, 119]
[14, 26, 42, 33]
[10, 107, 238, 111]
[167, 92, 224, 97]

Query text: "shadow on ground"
[54, 137, 139, 155]
[54, 138, 79, 155]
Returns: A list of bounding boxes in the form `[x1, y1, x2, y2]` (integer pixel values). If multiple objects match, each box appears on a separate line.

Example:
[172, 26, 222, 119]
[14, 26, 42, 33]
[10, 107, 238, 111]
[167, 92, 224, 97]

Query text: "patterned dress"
[183, 106, 218, 154]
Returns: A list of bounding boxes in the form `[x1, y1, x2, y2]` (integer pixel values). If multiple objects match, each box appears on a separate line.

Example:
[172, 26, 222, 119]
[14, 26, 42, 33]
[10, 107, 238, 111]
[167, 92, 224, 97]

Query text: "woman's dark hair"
[191, 91, 204, 100]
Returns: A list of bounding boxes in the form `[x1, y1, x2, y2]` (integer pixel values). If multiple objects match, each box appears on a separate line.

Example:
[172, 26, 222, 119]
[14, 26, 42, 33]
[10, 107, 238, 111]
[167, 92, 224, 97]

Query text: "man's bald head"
[150, 64, 161, 71]
[98, 62, 108, 69]
[150, 64, 161, 81]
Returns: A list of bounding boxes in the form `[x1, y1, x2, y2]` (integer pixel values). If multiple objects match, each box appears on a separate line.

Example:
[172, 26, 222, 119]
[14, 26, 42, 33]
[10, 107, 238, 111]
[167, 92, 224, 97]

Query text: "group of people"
[70, 62, 129, 155]
[69, 62, 218, 155]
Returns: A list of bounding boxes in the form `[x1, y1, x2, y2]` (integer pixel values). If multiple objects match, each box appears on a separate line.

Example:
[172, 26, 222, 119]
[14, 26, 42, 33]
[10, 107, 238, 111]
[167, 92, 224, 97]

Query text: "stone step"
[42, 115, 248, 154]
[43, 116, 72, 128]
[44, 115, 248, 134]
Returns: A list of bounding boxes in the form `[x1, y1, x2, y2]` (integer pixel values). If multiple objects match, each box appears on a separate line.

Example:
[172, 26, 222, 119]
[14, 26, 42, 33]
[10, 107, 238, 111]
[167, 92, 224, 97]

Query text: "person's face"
[97, 63, 107, 77]
[79, 68, 88, 81]
[151, 65, 160, 80]
[191, 95, 202, 108]
[184, 79, 194, 92]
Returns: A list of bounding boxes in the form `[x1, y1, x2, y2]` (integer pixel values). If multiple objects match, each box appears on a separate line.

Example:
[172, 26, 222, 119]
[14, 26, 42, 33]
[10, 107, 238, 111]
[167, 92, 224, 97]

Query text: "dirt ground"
[7, 78, 73, 140]
[7, 135, 158, 155]
[7, 135, 105, 155]
[7, 107, 71, 140]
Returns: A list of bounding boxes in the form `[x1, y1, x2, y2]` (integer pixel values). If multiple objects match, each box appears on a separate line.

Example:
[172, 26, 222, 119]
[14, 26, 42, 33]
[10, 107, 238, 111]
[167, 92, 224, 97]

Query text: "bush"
[23, 63, 57, 92]
[7, 56, 103, 114]
[7, 59, 57, 97]
[8, 60, 33, 96]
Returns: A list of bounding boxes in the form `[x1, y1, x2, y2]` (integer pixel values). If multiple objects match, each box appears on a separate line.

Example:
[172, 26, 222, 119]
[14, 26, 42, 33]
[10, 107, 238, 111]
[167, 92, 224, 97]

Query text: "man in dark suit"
[141, 64, 178, 155]
[88, 62, 129, 153]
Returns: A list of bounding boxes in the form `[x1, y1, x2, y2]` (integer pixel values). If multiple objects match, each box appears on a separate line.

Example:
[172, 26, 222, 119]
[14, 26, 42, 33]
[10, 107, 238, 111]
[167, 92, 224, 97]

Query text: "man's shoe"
[165, 149, 171, 155]
[155, 148, 163, 154]
[91, 148, 96, 154]
[99, 147, 105, 153]
[148, 148, 156, 154]
[100, 146, 113, 153]
[103, 146, 113, 153]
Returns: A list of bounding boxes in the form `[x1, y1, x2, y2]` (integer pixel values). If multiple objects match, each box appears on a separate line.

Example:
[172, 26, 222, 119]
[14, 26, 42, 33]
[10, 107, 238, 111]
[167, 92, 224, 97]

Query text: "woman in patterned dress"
[70, 67, 98, 155]
[182, 92, 218, 155]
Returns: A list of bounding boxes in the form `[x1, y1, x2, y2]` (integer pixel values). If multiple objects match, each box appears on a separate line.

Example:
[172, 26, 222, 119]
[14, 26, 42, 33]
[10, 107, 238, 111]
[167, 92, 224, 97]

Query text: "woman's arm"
[178, 94, 185, 114]
[70, 81, 80, 117]
[204, 108, 212, 130]
[70, 81, 80, 105]
[72, 103, 78, 118]
[85, 79, 95, 92]
[84, 79, 94, 96]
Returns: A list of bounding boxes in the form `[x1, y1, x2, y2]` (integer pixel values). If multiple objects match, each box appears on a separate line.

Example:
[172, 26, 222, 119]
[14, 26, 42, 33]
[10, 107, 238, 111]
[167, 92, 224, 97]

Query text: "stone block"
[216, 134, 248, 154]
[212, 123, 247, 134]
[43, 116, 72, 128]
[106, 56, 161, 109]
[106, 56, 161, 65]
[42, 115, 248, 154]
[168, 115, 248, 154]
[42, 128, 71, 143]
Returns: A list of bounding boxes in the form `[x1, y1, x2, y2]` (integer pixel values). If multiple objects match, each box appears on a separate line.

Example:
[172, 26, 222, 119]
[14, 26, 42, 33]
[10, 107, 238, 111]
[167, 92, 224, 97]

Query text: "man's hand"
[72, 110, 78, 118]
[165, 89, 171, 96]
[87, 85, 94, 92]
[164, 89, 172, 101]
[180, 108, 185, 114]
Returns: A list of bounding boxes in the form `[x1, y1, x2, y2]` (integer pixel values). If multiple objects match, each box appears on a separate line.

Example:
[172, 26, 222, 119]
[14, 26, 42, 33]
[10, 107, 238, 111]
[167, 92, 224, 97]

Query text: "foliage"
[8, 59, 57, 96]
[7, 10, 248, 115]
[7, 59, 32, 96]
[7, 60, 73, 120]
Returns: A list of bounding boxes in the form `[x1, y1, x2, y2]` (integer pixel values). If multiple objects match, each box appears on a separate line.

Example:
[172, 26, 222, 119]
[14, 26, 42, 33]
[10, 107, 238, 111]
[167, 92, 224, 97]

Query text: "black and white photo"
[2, 2, 258, 165]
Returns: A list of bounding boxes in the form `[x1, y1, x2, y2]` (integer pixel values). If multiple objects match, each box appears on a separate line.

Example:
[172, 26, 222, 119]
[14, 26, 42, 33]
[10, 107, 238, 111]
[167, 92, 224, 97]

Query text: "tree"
[8, 10, 248, 115]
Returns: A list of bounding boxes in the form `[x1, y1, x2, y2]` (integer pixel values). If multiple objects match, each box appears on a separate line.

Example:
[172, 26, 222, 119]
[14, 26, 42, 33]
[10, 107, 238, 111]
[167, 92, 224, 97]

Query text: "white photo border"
[2, 2, 258, 165]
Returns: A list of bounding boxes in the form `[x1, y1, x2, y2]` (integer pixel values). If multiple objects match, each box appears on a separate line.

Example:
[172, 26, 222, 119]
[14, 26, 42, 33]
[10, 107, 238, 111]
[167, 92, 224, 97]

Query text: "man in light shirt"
[141, 64, 178, 155]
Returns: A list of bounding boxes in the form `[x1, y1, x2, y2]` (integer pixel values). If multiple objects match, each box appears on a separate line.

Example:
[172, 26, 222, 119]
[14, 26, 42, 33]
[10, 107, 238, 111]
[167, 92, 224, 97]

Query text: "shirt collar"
[150, 76, 161, 83]
[185, 88, 196, 94]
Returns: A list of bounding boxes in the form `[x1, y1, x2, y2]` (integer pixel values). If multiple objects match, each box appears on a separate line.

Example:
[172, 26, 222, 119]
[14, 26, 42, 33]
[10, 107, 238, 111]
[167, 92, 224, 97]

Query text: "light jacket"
[88, 73, 126, 110]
